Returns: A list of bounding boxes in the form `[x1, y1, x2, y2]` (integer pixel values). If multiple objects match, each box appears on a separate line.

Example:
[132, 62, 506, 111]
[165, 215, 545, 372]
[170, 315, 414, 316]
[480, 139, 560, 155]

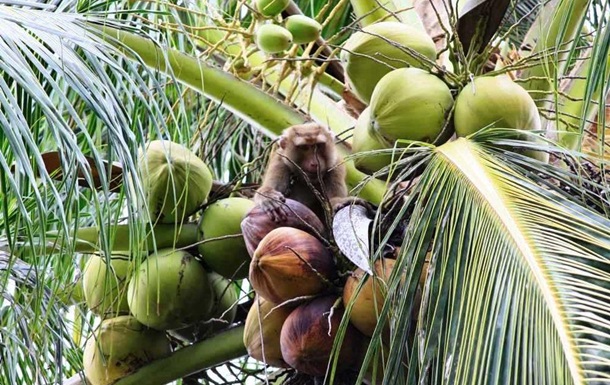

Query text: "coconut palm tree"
[1, 0, 610, 384]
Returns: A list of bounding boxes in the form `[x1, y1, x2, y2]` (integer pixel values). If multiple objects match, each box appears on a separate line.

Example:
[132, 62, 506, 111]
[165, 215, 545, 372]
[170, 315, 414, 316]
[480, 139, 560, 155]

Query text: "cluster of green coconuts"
[254, 0, 323, 53]
[81, 141, 255, 385]
[340, 21, 548, 173]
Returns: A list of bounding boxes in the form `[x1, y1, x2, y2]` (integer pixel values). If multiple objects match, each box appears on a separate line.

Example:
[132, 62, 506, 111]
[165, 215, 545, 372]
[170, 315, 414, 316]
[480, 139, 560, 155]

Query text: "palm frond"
[374, 135, 610, 385]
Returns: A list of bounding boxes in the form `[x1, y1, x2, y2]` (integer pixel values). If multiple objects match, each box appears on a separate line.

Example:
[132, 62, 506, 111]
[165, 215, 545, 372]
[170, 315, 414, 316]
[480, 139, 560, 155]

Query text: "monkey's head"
[278, 123, 336, 176]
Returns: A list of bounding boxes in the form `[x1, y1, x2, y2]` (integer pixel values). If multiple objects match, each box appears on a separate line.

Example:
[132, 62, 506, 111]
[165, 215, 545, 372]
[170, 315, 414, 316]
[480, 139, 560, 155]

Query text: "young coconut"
[249, 227, 335, 304]
[243, 296, 293, 368]
[241, 198, 326, 256]
[170, 272, 238, 342]
[139, 140, 213, 224]
[198, 197, 255, 279]
[285, 15, 322, 44]
[453, 75, 548, 162]
[256, 24, 293, 54]
[83, 253, 133, 317]
[351, 107, 395, 174]
[127, 249, 214, 330]
[255, 0, 289, 17]
[343, 258, 395, 337]
[280, 295, 365, 376]
[341, 22, 437, 103]
[369, 68, 454, 144]
[83, 315, 171, 385]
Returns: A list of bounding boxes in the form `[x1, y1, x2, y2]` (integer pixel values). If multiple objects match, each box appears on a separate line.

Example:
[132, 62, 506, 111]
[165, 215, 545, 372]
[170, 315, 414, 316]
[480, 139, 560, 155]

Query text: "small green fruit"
[199, 197, 255, 279]
[256, 24, 293, 54]
[351, 107, 394, 174]
[83, 316, 171, 385]
[127, 249, 214, 330]
[83, 253, 133, 317]
[341, 22, 437, 103]
[369, 68, 453, 143]
[255, 0, 289, 17]
[285, 15, 322, 44]
[139, 140, 213, 224]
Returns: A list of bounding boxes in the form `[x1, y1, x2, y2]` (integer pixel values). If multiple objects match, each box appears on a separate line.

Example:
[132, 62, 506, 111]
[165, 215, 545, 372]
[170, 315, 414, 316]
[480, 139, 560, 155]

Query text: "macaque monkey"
[255, 123, 358, 222]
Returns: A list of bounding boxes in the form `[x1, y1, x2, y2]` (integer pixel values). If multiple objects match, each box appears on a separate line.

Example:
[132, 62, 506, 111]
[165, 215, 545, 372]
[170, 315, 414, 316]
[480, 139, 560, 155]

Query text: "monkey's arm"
[326, 166, 373, 213]
[255, 150, 292, 222]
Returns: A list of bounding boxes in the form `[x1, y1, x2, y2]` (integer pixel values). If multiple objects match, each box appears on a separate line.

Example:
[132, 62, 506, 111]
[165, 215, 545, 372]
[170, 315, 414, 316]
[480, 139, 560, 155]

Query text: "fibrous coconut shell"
[249, 227, 335, 304]
[280, 295, 364, 376]
[241, 198, 326, 257]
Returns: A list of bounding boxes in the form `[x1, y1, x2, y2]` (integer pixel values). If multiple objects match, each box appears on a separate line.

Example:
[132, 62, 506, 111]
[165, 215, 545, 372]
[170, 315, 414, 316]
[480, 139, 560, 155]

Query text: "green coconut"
[352, 107, 394, 174]
[199, 197, 255, 279]
[285, 15, 322, 44]
[454, 75, 548, 162]
[127, 249, 214, 330]
[169, 272, 238, 342]
[83, 316, 171, 385]
[369, 68, 453, 143]
[255, 0, 289, 17]
[341, 22, 437, 104]
[83, 253, 133, 317]
[256, 24, 293, 54]
[139, 140, 213, 224]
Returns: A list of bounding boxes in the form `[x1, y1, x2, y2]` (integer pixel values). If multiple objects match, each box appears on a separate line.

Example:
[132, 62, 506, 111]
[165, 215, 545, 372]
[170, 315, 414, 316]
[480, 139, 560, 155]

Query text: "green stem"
[45, 223, 199, 253]
[96, 25, 304, 133]
[114, 326, 246, 385]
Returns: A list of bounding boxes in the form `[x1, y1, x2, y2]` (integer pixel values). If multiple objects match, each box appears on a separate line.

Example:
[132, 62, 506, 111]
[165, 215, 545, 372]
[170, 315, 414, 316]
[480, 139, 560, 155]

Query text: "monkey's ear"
[278, 135, 288, 149]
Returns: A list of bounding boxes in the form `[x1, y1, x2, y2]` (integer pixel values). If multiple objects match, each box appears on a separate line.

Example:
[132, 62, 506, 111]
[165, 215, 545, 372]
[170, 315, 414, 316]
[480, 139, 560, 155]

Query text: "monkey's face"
[292, 143, 328, 176]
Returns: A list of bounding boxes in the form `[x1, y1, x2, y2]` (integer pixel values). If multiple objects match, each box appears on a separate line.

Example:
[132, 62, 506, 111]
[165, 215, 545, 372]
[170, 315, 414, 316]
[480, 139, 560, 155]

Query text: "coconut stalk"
[114, 325, 246, 385]
[95, 25, 387, 204]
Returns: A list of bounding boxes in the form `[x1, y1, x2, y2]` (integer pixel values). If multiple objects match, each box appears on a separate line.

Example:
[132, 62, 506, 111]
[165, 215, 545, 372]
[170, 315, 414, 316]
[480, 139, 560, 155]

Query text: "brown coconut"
[249, 227, 335, 304]
[241, 198, 326, 256]
[280, 295, 364, 376]
[243, 296, 293, 368]
[342, 258, 395, 337]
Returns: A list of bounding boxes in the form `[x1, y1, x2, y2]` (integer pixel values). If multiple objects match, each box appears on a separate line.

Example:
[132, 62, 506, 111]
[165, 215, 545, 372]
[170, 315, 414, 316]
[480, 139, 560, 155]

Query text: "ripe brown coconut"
[280, 295, 365, 376]
[249, 227, 336, 304]
[342, 258, 395, 337]
[241, 198, 326, 256]
[243, 296, 293, 368]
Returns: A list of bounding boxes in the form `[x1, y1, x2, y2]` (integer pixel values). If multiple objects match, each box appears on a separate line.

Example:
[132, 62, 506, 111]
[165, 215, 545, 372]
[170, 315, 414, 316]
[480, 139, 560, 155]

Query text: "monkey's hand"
[256, 188, 290, 222]
[331, 197, 375, 216]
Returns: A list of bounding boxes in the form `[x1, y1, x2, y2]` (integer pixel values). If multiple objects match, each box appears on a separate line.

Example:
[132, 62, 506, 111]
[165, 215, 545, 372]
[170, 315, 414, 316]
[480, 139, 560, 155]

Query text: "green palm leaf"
[378, 135, 610, 385]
